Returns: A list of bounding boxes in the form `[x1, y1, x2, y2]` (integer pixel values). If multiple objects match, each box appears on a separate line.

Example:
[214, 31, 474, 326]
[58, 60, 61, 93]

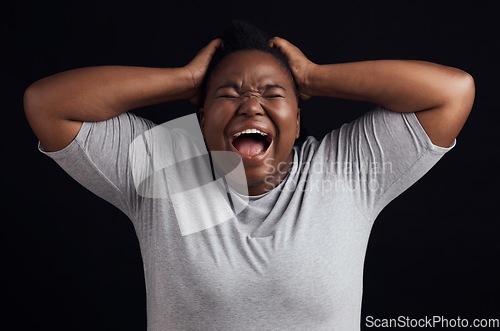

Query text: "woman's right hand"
[184, 38, 223, 107]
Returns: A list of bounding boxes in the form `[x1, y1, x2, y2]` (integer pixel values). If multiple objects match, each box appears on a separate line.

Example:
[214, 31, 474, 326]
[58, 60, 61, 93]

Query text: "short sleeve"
[323, 106, 455, 221]
[39, 112, 155, 219]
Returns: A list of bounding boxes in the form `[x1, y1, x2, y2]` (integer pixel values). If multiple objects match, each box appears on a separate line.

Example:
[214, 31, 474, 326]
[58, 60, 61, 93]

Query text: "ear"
[295, 107, 301, 139]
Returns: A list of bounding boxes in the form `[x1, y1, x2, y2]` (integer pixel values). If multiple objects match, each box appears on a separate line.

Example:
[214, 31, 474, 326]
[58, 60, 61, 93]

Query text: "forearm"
[24, 65, 194, 122]
[305, 60, 470, 113]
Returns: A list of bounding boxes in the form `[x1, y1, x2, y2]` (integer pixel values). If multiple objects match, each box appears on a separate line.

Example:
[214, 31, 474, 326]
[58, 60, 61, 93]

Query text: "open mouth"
[230, 132, 273, 158]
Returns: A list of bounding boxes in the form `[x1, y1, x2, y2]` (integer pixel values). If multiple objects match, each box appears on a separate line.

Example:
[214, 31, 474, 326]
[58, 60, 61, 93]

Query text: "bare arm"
[24, 39, 222, 152]
[270, 37, 475, 147]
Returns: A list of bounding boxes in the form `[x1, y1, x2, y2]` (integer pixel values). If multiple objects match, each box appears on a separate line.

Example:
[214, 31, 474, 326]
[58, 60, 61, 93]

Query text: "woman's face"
[200, 50, 300, 196]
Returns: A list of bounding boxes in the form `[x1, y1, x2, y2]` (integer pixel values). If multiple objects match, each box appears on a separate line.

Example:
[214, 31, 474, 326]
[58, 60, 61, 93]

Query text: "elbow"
[24, 79, 54, 122]
[23, 81, 43, 118]
[463, 72, 475, 108]
[440, 69, 475, 115]
[453, 70, 475, 112]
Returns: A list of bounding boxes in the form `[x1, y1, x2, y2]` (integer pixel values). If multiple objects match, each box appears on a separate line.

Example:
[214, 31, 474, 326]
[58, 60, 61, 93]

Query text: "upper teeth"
[233, 129, 268, 138]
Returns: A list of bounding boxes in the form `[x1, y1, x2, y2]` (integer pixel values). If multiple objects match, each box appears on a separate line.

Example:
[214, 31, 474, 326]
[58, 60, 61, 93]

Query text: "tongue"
[233, 136, 266, 157]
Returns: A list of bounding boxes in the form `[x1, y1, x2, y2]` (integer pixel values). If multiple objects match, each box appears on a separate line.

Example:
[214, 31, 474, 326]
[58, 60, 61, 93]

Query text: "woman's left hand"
[269, 37, 317, 101]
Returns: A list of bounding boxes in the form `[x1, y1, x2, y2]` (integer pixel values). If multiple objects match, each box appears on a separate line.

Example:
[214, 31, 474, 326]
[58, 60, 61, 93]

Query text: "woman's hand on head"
[184, 38, 223, 107]
[268, 37, 317, 101]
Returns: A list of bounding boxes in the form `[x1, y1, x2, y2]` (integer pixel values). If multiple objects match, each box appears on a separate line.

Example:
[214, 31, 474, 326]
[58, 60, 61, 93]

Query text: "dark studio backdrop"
[3, 1, 499, 330]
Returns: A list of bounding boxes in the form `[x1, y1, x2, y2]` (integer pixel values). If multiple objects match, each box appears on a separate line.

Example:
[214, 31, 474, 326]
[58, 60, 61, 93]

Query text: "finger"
[209, 37, 223, 49]
[268, 36, 284, 48]
[188, 39, 220, 70]
[268, 36, 291, 49]
[202, 38, 223, 55]
[195, 38, 222, 58]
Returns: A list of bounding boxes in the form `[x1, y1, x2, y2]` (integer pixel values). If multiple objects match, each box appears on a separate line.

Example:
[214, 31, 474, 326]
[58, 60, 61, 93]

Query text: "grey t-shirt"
[39, 107, 454, 330]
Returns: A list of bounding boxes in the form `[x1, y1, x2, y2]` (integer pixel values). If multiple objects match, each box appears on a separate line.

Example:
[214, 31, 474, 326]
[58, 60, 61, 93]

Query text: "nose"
[237, 94, 264, 116]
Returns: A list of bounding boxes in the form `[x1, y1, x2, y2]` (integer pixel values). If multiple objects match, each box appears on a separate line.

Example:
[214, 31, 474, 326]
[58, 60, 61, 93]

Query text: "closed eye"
[217, 95, 239, 99]
[264, 94, 284, 99]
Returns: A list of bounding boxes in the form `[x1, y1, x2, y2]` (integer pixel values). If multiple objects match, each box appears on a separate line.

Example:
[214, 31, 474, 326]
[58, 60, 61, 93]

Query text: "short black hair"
[200, 20, 299, 106]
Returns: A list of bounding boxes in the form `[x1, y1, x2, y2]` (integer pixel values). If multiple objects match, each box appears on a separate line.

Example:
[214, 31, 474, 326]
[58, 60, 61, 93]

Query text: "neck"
[245, 151, 294, 196]
[210, 150, 294, 197]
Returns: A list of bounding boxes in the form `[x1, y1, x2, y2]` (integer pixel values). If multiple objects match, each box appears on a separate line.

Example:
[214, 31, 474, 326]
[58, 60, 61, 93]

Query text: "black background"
[4, 1, 500, 330]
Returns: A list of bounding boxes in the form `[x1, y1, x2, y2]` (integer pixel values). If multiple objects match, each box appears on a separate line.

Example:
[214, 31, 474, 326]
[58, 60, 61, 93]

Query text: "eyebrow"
[215, 83, 286, 92]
